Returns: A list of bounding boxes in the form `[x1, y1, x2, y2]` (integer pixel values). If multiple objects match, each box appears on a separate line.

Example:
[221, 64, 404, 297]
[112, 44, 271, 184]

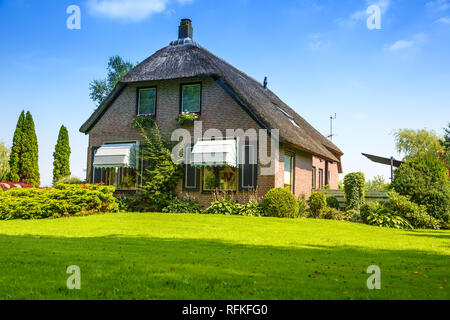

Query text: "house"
[79, 19, 343, 207]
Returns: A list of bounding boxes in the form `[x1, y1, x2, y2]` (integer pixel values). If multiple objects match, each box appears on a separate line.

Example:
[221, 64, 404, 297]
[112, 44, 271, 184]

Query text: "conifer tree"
[7, 111, 25, 182]
[21, 111, 40, 186]
[52, 125, 71, 184]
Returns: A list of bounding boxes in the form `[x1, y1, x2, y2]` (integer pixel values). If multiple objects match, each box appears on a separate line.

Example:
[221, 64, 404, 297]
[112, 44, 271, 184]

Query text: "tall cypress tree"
[52, 125, 71, 184]
[21, 111, 40, 186]
[7, 111, 25, 182]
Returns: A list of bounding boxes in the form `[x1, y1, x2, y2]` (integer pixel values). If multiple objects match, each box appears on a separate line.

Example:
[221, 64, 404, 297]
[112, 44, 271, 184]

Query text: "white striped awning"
[190, 139, 237, 167]
[93, 143, 137, 168]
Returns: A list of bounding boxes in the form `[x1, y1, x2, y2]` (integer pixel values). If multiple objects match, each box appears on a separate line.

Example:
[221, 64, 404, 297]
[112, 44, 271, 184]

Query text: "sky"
[0, 0, 449, 187]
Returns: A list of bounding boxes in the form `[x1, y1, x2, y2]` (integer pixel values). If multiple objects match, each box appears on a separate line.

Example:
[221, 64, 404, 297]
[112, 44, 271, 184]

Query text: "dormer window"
[138, 87, 157, 116]
[181, 83, 201, 113]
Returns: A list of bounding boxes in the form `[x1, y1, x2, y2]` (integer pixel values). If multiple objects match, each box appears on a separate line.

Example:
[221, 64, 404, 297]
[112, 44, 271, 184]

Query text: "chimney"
[263, 77, 268, 89]
[179, 19, 193, 39]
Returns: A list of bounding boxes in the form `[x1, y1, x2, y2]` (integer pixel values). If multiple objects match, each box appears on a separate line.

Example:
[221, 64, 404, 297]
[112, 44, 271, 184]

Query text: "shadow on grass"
[0, 234, 448, 300]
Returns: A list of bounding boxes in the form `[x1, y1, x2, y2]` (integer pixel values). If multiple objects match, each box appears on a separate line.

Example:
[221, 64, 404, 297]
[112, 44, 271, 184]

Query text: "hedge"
[0, 184, 118, 220]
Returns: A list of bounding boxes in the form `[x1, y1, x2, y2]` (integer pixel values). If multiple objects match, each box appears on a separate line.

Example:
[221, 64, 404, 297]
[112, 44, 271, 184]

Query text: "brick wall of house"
[87, 77, 277, 207]
[312, 156, 339, 190]
[86, 76, 340, 207]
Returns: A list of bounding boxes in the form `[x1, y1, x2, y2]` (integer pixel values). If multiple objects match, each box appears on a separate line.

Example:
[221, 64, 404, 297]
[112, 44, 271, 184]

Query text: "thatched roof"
[80, 39, 343, 163]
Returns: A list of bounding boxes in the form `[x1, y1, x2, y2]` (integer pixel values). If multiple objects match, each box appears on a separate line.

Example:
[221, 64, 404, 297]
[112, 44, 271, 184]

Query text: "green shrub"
[0, 184, 118, 220]
[263, 188, 299, 218]
[162, 196, 201, 214]
[319, 207, 344, 220]
[307, 191, 327, 218]
[387, 191, 440, 230]
[344, 209, 361, 222]
[239, 201, 265, 217]
[344, 172, 365, 210]
[360, 201, 381, 223]
[391, 156, 449, 226]
[202, 198, 241, 216]
[364, 206, 413, 229]
[326, 196, 340, 210]
[298, 194, 308, 217]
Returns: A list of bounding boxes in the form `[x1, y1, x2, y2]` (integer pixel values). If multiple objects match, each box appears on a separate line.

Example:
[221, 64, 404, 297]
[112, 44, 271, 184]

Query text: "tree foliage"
[394, 128, 444, 161]
[21, 112, 40, 187]
[366, 175, 390, 191]
[126, 118, 183, 212]
[344, 172, 366, 210]
[0, 141, 10, 181]
[392, 156, 449, 227]
[7, 111, 25, 182]
[89, 55, 135, 106]
[53, 125, 71, 184]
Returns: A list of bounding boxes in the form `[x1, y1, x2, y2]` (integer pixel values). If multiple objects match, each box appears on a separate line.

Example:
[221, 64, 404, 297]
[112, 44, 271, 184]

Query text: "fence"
[321, 190, 388, 209]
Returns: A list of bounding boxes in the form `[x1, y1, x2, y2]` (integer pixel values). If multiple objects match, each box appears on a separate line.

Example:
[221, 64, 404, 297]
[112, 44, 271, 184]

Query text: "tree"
[53, 125, 71, 184]
[89, 55, 135, 106]
[0, 141, 10, 181]
[21, 112, 40, 186]
[392, 156, 449, 226]
[394, 128, 444, 161]
[366, 175, 389, 191]
[7, 111, 25, 182]
[442, 123, 450, 150]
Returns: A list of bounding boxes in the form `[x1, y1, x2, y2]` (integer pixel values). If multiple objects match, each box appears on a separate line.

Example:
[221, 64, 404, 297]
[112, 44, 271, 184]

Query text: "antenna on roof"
[327, 113, 337, 141]
[263, 77, 268, 89]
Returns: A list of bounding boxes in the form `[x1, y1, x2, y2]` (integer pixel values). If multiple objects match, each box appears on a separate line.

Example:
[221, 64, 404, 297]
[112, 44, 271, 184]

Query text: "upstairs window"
[138, 87, 157, 116]
[181, 83, 201, 113]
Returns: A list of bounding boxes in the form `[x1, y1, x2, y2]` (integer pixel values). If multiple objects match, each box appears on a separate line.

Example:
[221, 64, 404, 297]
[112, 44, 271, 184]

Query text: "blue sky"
[0, 0, 449, 186]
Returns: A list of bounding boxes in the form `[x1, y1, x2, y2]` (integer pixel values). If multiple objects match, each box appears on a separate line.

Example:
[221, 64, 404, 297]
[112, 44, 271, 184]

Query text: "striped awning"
[93, 143, 137, 168]
[190, 139, 237, 167]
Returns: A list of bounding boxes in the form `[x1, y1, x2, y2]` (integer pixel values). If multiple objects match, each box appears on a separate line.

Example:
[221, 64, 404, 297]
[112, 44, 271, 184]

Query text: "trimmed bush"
[326, 196, 340, 210]
[307, 191, 327, 218]
[263, 188, 299, 218]
[0, 184, 118, 220]
[162, 196, 201, 214]
[344, 172, 365, 210]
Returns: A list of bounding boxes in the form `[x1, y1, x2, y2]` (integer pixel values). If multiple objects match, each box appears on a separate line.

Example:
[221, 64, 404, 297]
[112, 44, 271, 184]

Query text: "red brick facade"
[86, 76, 340, 206]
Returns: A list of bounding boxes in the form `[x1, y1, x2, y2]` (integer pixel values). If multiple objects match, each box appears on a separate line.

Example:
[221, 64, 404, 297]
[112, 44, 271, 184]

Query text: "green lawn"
[0, 212, 448, 300]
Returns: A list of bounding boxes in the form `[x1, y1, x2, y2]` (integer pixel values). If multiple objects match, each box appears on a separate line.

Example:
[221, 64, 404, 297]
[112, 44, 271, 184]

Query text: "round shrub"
[344, 172, 365, 210]
[263, 188, 299, 218]
[307, 191, 327, 218]
[326, 196, 340, 210]
[202, 198, 241, 216]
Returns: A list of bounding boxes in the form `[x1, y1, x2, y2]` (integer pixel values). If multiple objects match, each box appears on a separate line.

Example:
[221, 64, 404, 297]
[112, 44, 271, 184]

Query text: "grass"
[0, 212, 448, 300]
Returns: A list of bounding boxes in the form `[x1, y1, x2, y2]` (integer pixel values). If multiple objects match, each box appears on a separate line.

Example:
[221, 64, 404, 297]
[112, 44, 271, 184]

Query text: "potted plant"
[177, 112, 200, 125]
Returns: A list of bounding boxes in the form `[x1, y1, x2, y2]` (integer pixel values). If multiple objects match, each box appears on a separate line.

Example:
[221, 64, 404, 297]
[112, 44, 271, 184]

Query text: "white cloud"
[307, 34, 331, 51]
[436, 16, 450, 24]
[87, 0, 193, 22]
[385, 33, 427, 52]
[426, 0, 450, 11]
[386, 40, 414, 51]
[336, 0, 390, 28]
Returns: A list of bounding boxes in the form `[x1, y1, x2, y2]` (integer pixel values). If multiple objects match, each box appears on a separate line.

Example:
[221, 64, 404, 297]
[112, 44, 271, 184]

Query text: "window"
[138, 88, 156, 115]
[312, 166, 316, 190]
[319, 169, 324, 189]
[203, 166, 237, 191]
[284, 153, 294, 193]
[239, 142, 258, 191]
[94, 167, 137, 190]
[181, 83, 201, 113]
